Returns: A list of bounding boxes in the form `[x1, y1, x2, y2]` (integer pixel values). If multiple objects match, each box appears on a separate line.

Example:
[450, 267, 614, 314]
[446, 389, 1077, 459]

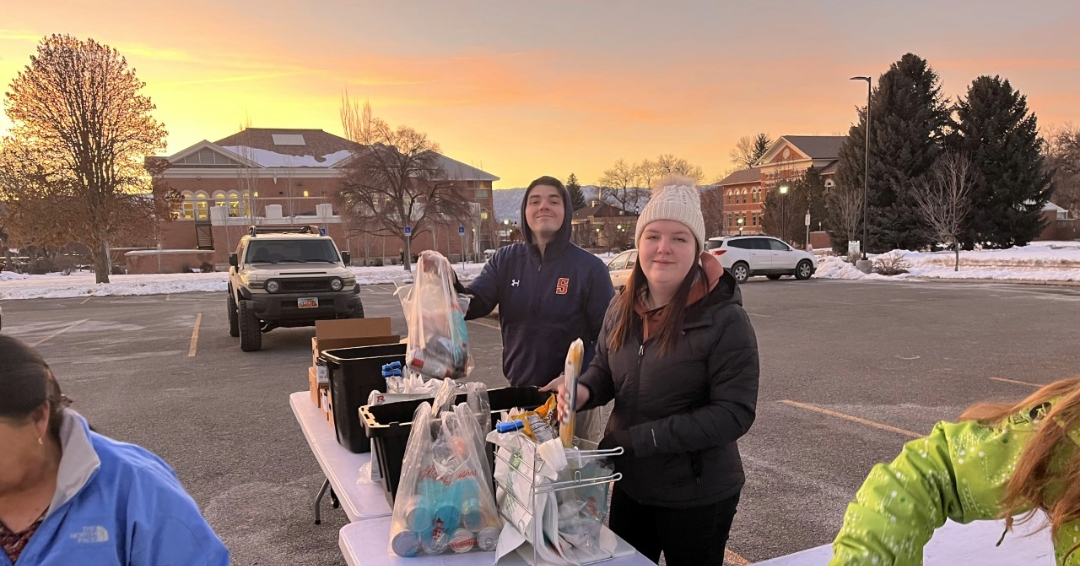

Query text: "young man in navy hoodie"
[457, 176, 614, 438]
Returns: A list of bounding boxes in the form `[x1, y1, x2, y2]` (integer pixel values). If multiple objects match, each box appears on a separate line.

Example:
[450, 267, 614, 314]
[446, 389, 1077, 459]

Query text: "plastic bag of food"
[396, 252, 472, 380]
[389, 381, 497, 557]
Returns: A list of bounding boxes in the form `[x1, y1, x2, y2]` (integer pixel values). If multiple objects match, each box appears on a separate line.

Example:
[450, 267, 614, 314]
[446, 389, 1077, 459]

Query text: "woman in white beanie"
[558, 175, 760, 565]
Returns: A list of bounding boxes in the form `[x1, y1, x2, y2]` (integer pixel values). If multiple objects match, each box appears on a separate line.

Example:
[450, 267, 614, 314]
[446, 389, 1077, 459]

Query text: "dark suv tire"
[238, 300, 262, 352]
[227, 292, 240, 337]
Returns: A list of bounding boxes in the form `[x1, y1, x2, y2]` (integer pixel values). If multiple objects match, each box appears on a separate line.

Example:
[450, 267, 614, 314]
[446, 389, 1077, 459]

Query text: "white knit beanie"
[635, 175, 706, 250]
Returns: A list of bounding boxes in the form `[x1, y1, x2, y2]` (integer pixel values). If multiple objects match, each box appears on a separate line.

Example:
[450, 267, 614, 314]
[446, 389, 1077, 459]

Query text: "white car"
[705, 235, 816, 284]
[605, 250, 637, 291]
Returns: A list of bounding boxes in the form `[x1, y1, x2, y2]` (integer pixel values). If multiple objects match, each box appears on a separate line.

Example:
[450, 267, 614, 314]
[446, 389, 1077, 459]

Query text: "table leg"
[330, 487, 340, 509]
[314, 478, 330, 525]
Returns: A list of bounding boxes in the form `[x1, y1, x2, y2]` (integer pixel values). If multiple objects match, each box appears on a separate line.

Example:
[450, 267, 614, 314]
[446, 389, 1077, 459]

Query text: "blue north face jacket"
[464, 185, 615, 388]
[4, 410, 228, 566]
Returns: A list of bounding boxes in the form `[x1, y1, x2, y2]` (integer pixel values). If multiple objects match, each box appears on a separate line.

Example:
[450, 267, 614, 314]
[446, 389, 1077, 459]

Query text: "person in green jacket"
[829, 377, 1080, 566]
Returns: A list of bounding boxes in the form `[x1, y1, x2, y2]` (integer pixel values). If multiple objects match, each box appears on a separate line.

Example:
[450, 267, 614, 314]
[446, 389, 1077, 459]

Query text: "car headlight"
[330, 278, 343, 291]
[266, 280, 281, 293]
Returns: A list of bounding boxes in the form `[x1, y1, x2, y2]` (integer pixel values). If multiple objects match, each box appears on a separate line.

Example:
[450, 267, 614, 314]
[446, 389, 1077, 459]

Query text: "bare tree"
[826, 184, 864, 250]
[634, 158, 663, 191]
[655, 154, 703, 182]
[699, 185, 725, 238]
[336, 94, 472, 271]
[2, 35, 170, 282]
[1044, 123, 1080, 218]
[598, 159, 639, 213]
[728, 133, 772, 169]
[911, 153, 976, 271]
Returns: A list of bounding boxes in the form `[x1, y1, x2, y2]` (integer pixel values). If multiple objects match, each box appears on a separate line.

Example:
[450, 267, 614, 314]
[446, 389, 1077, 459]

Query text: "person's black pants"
[608, 484, 741, 566]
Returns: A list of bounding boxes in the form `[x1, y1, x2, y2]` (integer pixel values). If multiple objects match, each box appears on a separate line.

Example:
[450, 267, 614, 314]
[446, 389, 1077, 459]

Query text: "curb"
[906, 277, 1080, 288]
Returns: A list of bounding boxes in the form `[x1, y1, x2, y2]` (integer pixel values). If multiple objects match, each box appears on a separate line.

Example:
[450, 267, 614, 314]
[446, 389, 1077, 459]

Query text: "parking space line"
[188, 313, 202, 357]
[990, 377, 1043, 388]
[79, 296, 93, 305]
[166, 294, 171, 301]
[779, 400, 921, 439]
[725, 548, 750, 565]
[31, 319, 88, 347]
[468, 318, 500, 331]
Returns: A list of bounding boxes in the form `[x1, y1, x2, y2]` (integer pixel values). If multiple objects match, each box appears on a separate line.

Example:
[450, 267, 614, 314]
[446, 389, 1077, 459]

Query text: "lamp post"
[779, 184, 789, 243]
[851, 75, 872, 272]
[737, 216, 744, 235]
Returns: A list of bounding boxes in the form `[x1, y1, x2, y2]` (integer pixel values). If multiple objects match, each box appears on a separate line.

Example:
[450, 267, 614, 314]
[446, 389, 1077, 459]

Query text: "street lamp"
[851, 75, 872, 268]
[779, 184, 789, 243]
[737, 216, 744, 235]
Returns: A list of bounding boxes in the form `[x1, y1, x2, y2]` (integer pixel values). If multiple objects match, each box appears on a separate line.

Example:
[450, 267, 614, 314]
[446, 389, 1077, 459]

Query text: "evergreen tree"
[752, 133, 772, 164]
[952, 75, 1052, 248]
[832, 53, 950, 252]
[566, 173, 586, 211]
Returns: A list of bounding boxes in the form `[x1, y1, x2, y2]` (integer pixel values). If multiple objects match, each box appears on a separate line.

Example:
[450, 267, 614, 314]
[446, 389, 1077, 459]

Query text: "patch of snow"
[221, 146, 352, 168]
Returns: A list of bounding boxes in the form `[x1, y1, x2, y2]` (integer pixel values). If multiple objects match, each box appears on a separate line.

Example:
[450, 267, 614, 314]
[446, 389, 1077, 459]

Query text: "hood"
[520, 182, 574, 258]
[48, 409, 101, 517]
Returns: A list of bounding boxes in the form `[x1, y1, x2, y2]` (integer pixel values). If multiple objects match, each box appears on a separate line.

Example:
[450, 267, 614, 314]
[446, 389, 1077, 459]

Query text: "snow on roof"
[220, 146, 352, 168]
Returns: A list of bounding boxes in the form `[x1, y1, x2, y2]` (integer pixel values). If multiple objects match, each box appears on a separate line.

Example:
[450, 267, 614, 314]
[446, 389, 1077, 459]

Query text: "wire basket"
[492, 438, 623, 566]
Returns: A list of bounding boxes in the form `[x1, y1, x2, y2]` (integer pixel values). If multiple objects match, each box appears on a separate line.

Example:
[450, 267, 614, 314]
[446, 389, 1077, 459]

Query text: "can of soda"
[476, 526, 500, 551]
[449, 529, 476, 553]
[421, 523, 450, 555]
[391, 530, 421, 557]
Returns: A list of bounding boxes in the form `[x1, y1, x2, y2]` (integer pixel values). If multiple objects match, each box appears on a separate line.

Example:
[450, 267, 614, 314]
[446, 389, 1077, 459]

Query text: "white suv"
[706, 236, 816, 284]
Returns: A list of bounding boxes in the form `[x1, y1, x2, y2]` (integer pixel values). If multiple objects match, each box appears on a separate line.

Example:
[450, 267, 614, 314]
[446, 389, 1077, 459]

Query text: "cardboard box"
[320, 389, 333, 425]
[309, 366, 329, 407]
[312, 318, 399, 363]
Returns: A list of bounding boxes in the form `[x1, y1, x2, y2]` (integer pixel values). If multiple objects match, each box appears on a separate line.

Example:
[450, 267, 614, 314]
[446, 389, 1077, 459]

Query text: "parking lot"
[3, 278, 1080, 565]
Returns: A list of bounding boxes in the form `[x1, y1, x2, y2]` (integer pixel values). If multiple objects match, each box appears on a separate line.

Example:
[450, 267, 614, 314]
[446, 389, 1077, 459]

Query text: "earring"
[38, 437, 44, 445]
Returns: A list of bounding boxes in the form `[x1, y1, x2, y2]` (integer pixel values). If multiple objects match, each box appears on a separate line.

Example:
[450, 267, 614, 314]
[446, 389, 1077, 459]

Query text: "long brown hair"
[960, 377, 1080, 557]
[606, 247, 707, 357]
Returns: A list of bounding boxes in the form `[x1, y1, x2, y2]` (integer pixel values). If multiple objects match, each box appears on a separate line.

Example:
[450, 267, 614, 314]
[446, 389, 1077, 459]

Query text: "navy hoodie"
[464, 185, 615, 387]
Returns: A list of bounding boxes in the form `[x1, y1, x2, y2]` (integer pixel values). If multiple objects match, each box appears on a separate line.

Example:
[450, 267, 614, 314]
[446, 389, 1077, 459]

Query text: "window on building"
[194, 192, 209, 220]
[178, 192, 195, 219]
[475, 189, 490, 198]
[742, 189, 748, 204]
[228, 191, 241, 217]
[302, 190, 310, 198]
[726, 190, 732, 205]
[213, 191, 227, 209]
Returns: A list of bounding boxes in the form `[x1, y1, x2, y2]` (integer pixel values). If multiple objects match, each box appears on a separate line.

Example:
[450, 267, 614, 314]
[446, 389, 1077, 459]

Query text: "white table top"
[339, 517, 655, 566]
[290, 391, 393, 522]
[751, 516, 1056, 565]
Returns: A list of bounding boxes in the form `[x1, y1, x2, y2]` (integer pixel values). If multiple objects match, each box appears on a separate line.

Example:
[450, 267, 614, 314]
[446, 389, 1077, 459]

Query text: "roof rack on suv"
[247, 225, 322, 236]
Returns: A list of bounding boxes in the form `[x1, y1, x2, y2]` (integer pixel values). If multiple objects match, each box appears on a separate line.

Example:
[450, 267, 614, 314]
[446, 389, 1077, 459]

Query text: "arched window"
[227, 191, 241, 217]
[824, 178, 836, 191]
[194, 192, 209, 220]
[179, 191, 195, 219]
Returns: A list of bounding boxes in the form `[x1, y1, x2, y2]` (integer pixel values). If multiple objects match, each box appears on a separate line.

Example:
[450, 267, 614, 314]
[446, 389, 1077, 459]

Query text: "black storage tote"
[321, 343, 407, 453]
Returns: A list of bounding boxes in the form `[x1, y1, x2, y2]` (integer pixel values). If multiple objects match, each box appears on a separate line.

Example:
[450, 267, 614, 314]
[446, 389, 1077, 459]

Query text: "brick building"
[716, 135, 845, 237]
[138, 128, 498, 273]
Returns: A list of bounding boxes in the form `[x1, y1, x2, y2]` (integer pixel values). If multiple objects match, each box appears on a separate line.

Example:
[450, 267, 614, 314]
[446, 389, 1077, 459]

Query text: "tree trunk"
[953, 238, 961, 272]
[94, 239, 112, 284]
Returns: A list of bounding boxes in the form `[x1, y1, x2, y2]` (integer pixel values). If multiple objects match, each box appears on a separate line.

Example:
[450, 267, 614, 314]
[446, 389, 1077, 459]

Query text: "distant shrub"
[199, 261, 215, 273]
[179, 263, 194, 274]
[873, 251, 911, 276]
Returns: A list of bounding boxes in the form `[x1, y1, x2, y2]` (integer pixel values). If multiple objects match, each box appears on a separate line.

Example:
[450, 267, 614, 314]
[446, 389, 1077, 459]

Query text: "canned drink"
[421, 525, 450, 555]
[391, 531, 421, 557]
[449, 529, 475, 553]
[476, 526, 500, 551]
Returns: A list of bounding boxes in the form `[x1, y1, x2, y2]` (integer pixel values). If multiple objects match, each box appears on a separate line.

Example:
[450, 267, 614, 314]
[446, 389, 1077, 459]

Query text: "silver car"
[606, 250, 638, 291]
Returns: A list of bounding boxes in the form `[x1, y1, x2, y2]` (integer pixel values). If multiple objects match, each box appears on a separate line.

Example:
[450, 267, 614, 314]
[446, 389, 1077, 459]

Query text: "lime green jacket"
[829, 402, 1080, 566]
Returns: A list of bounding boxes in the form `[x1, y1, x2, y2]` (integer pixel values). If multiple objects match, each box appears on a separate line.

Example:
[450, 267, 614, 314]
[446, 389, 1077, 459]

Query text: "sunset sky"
[2, 1, 1079, 188]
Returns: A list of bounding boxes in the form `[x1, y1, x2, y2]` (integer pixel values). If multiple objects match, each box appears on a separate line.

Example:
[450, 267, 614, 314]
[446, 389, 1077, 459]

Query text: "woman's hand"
[556, 382, 590, 423]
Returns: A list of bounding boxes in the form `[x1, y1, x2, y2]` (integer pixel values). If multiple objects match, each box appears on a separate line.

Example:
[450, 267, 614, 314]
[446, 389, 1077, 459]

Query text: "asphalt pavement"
[2, 277, 1079, 564]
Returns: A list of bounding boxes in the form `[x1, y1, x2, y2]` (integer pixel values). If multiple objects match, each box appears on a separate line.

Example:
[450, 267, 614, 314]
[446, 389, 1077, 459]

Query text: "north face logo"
[511, 279, 520, 287]
[71, 525, 110, 544]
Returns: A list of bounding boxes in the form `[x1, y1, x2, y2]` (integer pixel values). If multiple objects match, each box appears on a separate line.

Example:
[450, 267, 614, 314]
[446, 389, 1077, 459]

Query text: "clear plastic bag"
[389, 381, 498, 557]
[396, 252, 472, 380]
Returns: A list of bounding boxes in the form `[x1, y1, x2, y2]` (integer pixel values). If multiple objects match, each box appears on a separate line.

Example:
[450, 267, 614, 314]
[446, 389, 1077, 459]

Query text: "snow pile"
[0, 262, 491, 300]
[814, 241, 1080, 283]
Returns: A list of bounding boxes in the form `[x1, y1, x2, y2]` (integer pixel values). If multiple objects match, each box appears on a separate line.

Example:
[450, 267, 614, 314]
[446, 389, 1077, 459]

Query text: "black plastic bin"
[321, 343, 407, 453]
[360, 386, 549, 502]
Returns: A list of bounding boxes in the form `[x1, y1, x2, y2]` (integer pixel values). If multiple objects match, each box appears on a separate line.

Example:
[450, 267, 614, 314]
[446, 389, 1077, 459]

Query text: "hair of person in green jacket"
[960, 376, 1080, 561]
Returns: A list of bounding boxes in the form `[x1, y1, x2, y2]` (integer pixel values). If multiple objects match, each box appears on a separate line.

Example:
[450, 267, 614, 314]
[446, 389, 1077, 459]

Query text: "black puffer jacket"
[578, 267, 759, 508]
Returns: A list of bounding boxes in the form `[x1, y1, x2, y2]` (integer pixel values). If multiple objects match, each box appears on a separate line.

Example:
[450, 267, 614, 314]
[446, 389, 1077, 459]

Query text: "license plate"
[297, 298, 319, 309]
